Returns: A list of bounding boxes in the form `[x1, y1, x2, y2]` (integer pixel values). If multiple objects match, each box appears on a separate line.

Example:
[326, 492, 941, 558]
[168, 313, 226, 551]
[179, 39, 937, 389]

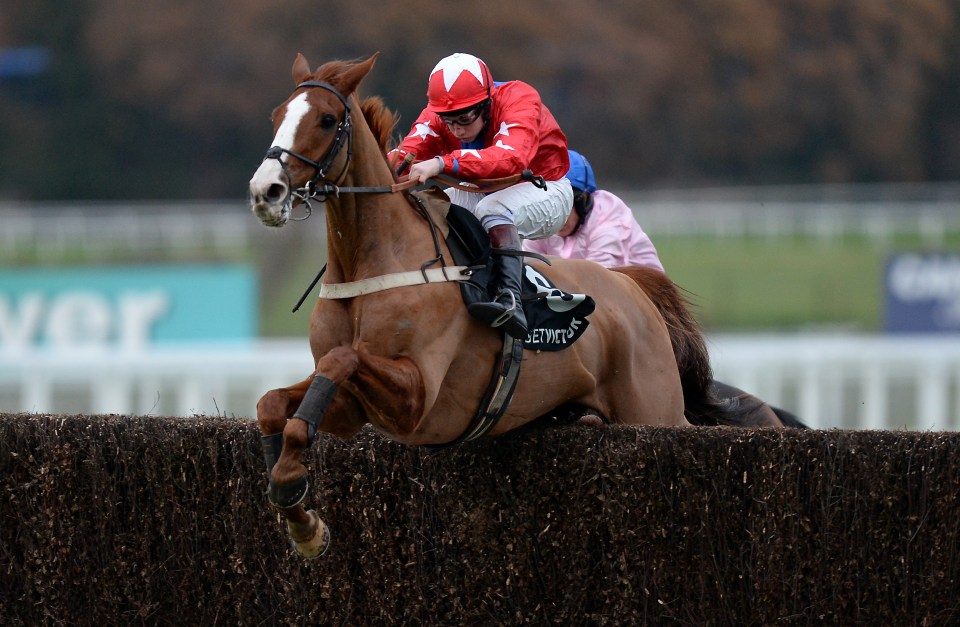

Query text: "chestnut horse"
[248, 53, 788, 558]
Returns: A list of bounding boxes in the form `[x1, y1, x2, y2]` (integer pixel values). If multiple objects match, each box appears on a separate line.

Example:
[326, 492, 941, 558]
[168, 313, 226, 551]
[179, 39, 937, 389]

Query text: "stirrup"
[488, 290, 518, 328]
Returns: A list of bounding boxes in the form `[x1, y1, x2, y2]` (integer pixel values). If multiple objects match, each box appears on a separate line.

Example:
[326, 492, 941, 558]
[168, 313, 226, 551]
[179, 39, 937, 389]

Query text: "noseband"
[263, 80, 354, 217]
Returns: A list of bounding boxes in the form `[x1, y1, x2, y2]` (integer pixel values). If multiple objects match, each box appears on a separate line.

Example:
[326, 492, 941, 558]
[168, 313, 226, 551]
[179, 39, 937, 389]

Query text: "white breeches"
[445, 178, 573, 240]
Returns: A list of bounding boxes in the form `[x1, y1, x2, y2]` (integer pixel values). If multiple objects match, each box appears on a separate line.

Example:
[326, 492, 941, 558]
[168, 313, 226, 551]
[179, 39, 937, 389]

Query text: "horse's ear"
[292, 53, 312, 85]
[335, 52, 380, 97]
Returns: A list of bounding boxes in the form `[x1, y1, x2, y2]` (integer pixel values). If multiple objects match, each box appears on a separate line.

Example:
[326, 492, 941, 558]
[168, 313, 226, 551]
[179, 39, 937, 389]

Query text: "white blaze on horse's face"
[249, 92, 312, 227]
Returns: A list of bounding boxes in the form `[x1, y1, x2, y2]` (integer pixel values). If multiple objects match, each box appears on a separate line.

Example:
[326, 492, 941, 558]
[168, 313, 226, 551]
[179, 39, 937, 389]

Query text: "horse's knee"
[316, 346, 360, 382]
[257, 388, 291, 435]
[273, 348, 359, 443]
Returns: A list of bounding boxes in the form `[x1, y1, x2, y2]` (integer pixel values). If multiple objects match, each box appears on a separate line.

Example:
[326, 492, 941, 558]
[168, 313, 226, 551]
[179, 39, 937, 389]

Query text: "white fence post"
[861, 363, 888, 430]
[918, 360, 951, 431]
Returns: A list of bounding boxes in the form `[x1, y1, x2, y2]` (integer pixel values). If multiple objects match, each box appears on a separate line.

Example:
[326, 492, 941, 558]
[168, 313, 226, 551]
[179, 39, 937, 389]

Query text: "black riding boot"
[468, 223, 528, 338]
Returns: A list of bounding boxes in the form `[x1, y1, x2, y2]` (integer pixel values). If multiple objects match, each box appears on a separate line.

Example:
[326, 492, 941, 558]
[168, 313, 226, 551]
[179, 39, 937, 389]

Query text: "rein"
[432, 170, 547, 193]
[291, 165, 548, 204]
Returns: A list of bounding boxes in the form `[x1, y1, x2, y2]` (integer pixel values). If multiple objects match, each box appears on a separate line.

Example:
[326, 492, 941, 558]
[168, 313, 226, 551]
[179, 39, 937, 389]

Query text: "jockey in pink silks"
[523, 150, 664, 272]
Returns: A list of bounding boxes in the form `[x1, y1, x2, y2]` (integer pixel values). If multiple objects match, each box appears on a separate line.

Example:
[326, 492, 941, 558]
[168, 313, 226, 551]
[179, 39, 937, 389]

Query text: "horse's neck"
[323, 136, 431, 282]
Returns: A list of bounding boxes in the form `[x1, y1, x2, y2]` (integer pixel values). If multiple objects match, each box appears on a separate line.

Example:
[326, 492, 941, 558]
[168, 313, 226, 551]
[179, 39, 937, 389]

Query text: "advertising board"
[0, 265, 256, 350]
[885, 253, 960, 333]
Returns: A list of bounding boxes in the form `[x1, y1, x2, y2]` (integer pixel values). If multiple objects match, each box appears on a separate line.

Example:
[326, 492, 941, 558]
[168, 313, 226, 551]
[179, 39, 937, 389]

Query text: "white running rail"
[2, 335, 959, 430]
[708, 334, 960, 431]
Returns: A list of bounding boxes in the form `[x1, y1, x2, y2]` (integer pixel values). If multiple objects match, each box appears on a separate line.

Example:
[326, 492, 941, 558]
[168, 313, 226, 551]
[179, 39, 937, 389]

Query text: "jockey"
[394, 52, 573, 338]
[523, 150, 665, 272]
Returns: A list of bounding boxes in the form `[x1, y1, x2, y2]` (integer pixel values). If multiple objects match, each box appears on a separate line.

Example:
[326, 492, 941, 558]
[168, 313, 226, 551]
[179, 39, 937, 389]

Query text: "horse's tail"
[610, 266, 712, 405]
[611, 266, 768, 427]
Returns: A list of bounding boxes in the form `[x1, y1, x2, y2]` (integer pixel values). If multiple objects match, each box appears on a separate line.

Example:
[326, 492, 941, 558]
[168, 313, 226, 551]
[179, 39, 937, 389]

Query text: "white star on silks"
[433, 54, 485, 91]
[409, 121, 439, 140]
[495, 121, 520, 137]
[494, 140, 515, 151]
[459, 149, 482, 159]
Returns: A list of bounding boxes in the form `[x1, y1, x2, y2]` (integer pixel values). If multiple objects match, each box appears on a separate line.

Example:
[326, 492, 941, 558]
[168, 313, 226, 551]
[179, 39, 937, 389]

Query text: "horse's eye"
[320, 113, 337, 129]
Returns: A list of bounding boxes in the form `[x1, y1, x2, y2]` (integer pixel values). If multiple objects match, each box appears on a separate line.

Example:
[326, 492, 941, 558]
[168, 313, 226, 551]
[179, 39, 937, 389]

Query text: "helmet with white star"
[426, 53, 493, 113]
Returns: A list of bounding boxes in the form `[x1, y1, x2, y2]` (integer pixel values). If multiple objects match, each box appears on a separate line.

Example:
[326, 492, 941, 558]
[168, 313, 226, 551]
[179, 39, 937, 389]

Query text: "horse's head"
[249, 53, 378, 227]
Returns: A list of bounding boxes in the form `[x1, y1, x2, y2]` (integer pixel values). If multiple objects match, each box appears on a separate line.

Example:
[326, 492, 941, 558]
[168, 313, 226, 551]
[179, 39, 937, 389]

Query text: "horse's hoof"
[288, 510, 330, 559]
[268, 475, 308, 509]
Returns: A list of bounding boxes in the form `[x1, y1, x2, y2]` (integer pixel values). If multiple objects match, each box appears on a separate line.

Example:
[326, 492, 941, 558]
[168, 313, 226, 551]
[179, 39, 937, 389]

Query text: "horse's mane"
[359, 97, 400, 156]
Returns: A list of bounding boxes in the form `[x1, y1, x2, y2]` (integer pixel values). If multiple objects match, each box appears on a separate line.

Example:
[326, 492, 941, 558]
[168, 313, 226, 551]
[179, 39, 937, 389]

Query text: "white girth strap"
[318, 265, 473, 299]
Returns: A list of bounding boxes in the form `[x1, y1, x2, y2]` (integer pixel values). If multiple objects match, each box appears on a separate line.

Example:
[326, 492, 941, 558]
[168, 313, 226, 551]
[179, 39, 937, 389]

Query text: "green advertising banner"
[0, 265, 256, 349]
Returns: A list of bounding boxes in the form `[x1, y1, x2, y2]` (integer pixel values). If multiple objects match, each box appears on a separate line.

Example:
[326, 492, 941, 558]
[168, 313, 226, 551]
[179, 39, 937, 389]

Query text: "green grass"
[260, 262, 329, 337]
[656, 237, 876, 331]
[649, 233, 960, 333]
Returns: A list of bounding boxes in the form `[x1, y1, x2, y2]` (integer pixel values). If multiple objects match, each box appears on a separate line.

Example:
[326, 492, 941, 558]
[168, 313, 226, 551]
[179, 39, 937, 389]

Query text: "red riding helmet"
[426, 53, 493, 113]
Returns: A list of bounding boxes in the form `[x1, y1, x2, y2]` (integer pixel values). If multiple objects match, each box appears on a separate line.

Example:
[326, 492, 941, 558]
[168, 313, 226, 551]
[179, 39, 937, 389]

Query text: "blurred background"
[2, 0, 959, 428]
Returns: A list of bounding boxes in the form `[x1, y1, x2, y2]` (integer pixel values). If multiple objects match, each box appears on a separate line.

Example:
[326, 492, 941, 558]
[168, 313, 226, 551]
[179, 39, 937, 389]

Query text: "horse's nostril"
[266, 183, 287, 202]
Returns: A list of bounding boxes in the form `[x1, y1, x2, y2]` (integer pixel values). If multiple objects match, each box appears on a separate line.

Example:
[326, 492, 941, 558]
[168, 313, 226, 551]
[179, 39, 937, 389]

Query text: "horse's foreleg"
[275, 389, 366, 559]
[265, 346, 360, 558]
[256, 377, 311, 492]
[257, 376, 321, 555]
[272, 346, 360, 487]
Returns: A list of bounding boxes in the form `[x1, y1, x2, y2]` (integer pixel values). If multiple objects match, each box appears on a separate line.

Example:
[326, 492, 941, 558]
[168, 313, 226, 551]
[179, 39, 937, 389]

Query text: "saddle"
[435, 194, 596, 351]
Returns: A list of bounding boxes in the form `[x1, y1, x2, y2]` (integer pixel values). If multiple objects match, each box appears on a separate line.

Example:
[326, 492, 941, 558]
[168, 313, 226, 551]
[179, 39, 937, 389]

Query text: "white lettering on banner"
[889, 254, 960, 302]
[0, 293, 43, 349]
[0, 291, 170, 350]
[118, 293, 170, 349]
[46, 292, 113, 347]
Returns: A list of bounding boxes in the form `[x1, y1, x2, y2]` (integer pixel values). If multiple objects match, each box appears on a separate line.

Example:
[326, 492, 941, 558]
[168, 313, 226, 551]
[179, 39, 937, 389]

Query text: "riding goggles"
[439, 104, 485, 127]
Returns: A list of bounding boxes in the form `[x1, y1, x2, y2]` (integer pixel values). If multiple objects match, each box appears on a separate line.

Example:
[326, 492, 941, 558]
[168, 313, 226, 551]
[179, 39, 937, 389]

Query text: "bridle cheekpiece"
[263, 80, 354, 219]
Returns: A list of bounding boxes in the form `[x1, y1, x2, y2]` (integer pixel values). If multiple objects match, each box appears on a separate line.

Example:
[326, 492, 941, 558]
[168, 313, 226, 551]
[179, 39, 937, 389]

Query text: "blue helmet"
[566, 149, 597, 193]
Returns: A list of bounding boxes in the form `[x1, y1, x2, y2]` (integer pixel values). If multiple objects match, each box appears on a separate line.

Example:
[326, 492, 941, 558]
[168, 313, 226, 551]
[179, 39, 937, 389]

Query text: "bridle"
[262, 80, 354, 219]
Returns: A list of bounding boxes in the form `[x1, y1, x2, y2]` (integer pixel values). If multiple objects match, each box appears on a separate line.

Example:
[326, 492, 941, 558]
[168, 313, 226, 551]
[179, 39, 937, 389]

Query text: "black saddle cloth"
[445, 204, 595, 352]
